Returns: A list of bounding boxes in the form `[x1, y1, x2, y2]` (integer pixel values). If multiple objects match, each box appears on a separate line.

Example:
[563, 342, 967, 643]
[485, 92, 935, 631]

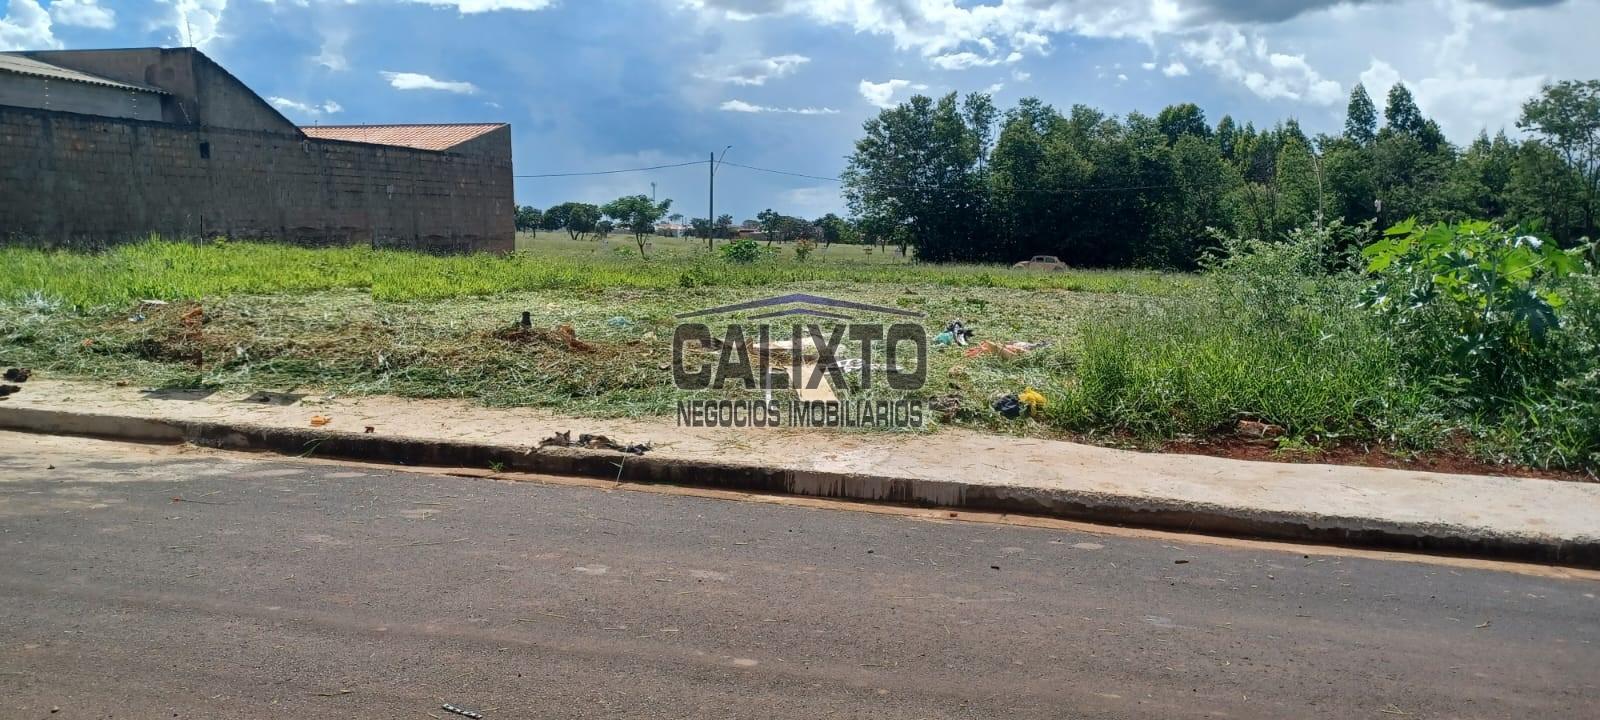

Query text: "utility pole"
[707, 153, 714, 250]
[708, 146, 731, 251]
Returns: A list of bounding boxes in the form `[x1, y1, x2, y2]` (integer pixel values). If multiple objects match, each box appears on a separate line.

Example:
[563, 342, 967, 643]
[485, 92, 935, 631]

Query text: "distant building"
[0, 48, 513, 252]
[654, 221, 691, 237]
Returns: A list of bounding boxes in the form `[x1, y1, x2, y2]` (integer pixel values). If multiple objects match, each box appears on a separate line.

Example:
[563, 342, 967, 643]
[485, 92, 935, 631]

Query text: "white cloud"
[930, 51, 1003, 70]
[167, 0, 227, 49]
[406, 0, 554, 11]
[683, 0, 1189, 59]
[720, 99, 838, 115]
[1358, 58, 1401, 100]
[0, 0, 58, 50]
[1011, 69, 1030, 83]
[381, 71, 479, 94]
[858, 78, 926, 108]
[314, 29, 349, 72]
[697, 54, 810, 86]
[983, 82, 1004, 94]
[1179, 28, 1341, 105]
[780, 185, 843, 216]
[1140, 61, 1156, 71]
[1359, 57, 1542, 141]
[49, 0, 114, 29]
[680, 0, 1594, 134]
[268, 96, 344, 117]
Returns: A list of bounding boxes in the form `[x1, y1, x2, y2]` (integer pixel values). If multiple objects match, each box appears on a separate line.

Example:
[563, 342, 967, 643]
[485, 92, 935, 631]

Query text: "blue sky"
[4, 0, 1598, 221]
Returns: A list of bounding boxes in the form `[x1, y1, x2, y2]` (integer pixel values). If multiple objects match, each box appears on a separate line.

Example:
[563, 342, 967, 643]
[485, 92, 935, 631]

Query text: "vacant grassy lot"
[0, 236, 1165, 428]
[5, 234, 1595, 476]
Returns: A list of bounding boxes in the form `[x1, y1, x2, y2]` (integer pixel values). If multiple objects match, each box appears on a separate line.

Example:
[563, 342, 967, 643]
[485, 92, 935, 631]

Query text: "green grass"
[0, 235, 1191, 309]
[0, 279, 1138, 425]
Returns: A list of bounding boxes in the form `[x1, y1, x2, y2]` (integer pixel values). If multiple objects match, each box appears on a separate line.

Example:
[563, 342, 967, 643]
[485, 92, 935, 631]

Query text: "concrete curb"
[2, 405, 1594, 568]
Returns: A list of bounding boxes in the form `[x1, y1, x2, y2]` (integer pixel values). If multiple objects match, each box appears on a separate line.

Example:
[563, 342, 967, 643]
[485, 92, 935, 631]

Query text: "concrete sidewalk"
[2, 379, 1597, 565]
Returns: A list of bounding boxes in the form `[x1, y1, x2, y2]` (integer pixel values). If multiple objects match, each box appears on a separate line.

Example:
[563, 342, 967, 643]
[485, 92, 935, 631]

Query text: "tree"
[545, 202, 600, 241]
[1384, 83, 1425, 138]
[715, 214, 735, 240]
[1216, 115, 1238, 160]
[815, 213, 848, 246]
[1157, 103, 1210, 144]
[539, 207, 565, 233]
[514, 206, 543, 232]
[756, 209, 782, 245]
[1274, 135, 1322, 233]
[595, 219, 615, 239]
[601, 194, 673, 257]
[1345, 84, 1378, 146]
[1383, 83, 1445, 153]
[823, 80, 1590, 268]
[1519, 80, 1600, 239]
[843, 92, 986, 262]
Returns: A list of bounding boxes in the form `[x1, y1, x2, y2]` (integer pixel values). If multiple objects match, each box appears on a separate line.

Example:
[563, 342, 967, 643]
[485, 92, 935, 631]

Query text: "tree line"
[515, 197, 860, 253]
[840, 80, 1600, 267]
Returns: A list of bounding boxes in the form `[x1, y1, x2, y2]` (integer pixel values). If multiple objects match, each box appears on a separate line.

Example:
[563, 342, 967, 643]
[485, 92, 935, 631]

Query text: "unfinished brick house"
[0, 48, 513, 253]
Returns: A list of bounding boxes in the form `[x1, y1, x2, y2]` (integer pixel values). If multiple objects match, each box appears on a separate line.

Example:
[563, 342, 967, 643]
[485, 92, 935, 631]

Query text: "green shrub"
[1360, 219, 1591, 400]
[1046, 223, 1426, 444]
[718, 238, 763, 264]
[794, 238, 817, 262]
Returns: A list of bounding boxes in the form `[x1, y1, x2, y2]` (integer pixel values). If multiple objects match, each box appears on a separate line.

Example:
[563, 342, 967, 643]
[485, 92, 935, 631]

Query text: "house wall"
[20, 48, 300, 133]
[0, 105, 514, 252]
[0, 73, 162, 122]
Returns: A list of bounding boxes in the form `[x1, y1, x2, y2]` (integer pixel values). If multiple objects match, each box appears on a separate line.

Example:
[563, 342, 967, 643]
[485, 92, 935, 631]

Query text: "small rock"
[3, 367, 30, 382]
[1235, 419, 1285, 439]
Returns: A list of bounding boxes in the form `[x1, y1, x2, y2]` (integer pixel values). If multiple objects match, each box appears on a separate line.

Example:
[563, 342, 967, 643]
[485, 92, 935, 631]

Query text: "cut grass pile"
[0, 279, 1135, 426]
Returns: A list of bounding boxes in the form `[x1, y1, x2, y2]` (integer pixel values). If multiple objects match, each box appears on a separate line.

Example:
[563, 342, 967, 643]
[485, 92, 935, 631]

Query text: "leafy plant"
[718, 238, 763, 264]
[1361, 219, 1591, 396]
[794, 238, 817, 262]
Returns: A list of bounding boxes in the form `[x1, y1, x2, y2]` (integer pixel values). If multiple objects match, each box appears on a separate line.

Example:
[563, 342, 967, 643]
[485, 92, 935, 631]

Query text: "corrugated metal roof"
[0, 53, 168, 94]
[299, 123, 506, 151]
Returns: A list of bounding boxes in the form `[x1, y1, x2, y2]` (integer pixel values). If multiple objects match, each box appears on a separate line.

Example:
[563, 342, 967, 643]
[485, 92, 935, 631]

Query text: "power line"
[514, 160, 706, 179]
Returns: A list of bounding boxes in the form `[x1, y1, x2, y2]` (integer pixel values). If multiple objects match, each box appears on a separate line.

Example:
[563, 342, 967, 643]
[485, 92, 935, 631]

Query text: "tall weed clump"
[1362, 220, 1600, 469]
[1047, 222, 1429, 445]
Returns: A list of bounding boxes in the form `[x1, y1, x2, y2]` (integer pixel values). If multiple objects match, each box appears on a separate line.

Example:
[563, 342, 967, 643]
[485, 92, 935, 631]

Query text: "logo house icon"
[671, 293, 928, 394]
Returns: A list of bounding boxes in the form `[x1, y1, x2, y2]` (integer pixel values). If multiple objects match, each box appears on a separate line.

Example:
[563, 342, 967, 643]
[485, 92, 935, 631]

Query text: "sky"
[3, 0, 1598, 220]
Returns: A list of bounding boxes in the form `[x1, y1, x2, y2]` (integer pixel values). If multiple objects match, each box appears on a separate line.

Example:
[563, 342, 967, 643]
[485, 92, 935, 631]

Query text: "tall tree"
[1519, 80, 1600, 239]
[1157, 103, 1210, 144]
[1215, 115, 1238, 160]
[1345, 84, 1378, 146]
[546, 202, 600, 242]
[1384, 83, 1426, 138]
[843, 92, 986, 261]
[601, 195, 673, 257]
[514, 206, 543, 232]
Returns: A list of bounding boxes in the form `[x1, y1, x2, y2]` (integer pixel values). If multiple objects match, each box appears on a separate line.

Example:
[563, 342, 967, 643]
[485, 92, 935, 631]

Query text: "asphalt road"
[0, 432, 1596, 719]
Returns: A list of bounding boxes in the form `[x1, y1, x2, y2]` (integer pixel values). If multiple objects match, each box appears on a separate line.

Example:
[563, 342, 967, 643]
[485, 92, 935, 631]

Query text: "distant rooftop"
[0, 52, 167, 94]
[299, 123, 507, 151]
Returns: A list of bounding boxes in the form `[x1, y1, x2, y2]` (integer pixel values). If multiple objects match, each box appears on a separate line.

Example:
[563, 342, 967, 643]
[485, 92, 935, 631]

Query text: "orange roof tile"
[299, 123, 505, 151]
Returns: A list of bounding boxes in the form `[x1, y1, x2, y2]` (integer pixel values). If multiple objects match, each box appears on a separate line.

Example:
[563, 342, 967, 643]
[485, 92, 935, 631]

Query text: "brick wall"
[0, 105, 514, 253]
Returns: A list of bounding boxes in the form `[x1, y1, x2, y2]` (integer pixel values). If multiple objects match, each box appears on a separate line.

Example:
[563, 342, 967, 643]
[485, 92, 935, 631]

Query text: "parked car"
[1012, 255, 1068, 271]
